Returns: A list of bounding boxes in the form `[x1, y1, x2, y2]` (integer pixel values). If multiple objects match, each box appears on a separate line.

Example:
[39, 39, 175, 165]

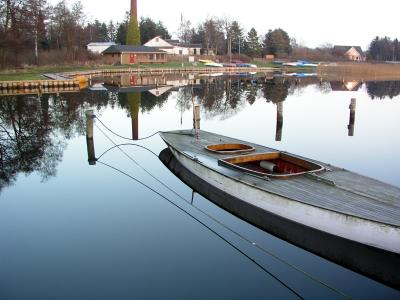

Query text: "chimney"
[131, 0, 137, 19]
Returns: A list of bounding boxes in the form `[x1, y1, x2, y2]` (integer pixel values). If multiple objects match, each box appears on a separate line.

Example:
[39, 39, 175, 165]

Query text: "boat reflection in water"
[159, 145, 400, 290]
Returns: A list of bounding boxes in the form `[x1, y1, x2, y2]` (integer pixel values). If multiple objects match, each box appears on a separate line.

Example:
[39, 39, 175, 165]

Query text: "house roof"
[166, 39, 201, 48]
[166, 39, 180, 45]
[144, 36, 175, 48]
[333, 45, 364, 56]
[102, 45, 165, 54]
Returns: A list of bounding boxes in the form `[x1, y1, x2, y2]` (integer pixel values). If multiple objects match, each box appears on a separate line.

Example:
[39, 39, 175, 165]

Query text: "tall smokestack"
[131, 0, 137, 19]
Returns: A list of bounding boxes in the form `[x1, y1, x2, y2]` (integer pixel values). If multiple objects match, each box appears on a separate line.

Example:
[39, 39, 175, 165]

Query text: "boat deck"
[161, 130, 400, 227]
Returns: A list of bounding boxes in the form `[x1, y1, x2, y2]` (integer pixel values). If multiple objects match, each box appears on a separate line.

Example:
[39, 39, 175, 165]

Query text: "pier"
[0, 79, 81, 95]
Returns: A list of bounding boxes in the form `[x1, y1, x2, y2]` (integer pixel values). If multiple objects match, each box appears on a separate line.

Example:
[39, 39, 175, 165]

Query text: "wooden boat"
[159, 130, 400, 288]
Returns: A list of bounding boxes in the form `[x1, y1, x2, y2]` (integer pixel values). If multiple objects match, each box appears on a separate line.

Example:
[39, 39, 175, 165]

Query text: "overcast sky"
[50, 0, 399, 49]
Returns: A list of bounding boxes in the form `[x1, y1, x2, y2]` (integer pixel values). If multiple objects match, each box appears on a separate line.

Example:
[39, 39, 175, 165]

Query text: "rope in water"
[94, 118, 350, 299]
[97, 160, 305, 299]
[95, 115, 160, 141]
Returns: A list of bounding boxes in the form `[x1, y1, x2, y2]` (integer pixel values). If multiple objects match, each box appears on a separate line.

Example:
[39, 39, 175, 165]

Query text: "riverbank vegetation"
[1, 0, 400, 74]
[0, 0, 292, 69]
[0, 59, 277, 81]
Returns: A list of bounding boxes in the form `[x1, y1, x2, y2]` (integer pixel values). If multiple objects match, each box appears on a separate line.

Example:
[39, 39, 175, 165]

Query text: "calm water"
[0, 74, 399, 299]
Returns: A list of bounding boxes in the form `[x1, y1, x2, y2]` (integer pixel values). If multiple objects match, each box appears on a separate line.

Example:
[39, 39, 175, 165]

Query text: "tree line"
[0, 0, 293, 68]
[0, 0, 171, 67]
[368, 36, 400, 61]
[177, 16, 291, 58]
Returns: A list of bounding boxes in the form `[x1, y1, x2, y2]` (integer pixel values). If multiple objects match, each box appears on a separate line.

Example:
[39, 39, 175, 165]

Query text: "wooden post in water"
[275, 102, 283, 141]
[348, 98, 356, 136]
[85, 110, 96, 165]
[194, 105, 201, 131]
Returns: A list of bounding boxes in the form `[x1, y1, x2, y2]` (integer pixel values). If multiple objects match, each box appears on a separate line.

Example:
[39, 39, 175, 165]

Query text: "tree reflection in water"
[0, 91, 110, 192]
[366, 81, 400, 100]
[1, 76, 398, 191]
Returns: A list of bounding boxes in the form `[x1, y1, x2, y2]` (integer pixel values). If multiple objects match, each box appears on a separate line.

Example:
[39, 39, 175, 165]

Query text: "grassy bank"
[0, 60, 279, 81]
[0, 65, 136, 81]
[318, 62, 400, 81]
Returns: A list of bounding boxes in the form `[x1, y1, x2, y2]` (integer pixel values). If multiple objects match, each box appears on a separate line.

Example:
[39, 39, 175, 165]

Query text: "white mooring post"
[348, 98, 356, 136]
[85, 110, 96, 165]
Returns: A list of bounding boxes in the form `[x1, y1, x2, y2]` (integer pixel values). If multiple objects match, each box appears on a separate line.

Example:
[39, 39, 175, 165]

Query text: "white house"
[332, 46, 366, 61]
[144, 36, 201, 56]
[87, 42, 117, 54]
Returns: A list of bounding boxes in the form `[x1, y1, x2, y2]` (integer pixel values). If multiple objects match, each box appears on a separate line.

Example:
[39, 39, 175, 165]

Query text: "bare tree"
[177, 16, 191, 43]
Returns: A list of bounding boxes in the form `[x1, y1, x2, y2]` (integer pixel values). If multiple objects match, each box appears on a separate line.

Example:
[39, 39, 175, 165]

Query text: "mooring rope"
[93, 119, 350, 299]
[95, 115, 160, 141]
[97, 159, 305, 300]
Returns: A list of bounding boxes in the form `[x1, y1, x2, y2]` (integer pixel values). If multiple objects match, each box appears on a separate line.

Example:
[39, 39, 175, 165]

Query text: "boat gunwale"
[205, 143, 255, 155]
[218, 151, 326, 179]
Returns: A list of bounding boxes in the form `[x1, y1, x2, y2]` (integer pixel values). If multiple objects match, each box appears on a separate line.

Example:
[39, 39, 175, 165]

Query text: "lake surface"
[1, 74, 399, 299]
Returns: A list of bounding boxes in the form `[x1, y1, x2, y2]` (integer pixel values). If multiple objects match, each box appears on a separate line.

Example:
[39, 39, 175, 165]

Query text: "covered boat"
[204, 62, 224, 68]
[159, 129, 400, 289]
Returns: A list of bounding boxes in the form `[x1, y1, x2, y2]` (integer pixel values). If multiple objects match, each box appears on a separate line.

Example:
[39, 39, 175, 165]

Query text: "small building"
[144, 36, 202, 56]
[87, 42, 117, 54]
[102, 45, 167, 64]
[265, 54, 275, 61]
[332, 46, 366, 61]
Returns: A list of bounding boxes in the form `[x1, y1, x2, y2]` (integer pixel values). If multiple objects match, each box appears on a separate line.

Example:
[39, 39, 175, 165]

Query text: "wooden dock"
[0, 79, 81, 96]
[42, 73, 73, 80]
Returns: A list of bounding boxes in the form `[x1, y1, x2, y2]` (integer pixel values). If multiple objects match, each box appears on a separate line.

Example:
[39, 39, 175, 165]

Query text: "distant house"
[332, 46, 366, 61]
[87, 42, 117, 54]
[102, 45, 167, 65]
[144, 36, 202, 56]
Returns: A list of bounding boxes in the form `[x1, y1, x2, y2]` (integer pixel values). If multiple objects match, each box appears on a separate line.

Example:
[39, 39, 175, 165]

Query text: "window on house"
[156, 38, 159, 42]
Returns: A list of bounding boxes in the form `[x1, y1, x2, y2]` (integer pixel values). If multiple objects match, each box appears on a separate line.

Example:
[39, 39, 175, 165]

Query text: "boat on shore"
[283, 60, 318, 67]
[198, 59, 214, 64]
[236, 63, 258, 68]
[204, 62, 224, 68]
[159, 129, 400, 289]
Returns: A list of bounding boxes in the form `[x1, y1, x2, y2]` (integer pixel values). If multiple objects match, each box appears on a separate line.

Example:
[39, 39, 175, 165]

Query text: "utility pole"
[228, 37, 232, 62]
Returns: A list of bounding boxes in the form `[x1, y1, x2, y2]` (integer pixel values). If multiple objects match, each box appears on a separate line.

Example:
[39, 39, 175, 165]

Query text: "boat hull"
[164, 143, 400, 254]
[160, 147, 400, 289]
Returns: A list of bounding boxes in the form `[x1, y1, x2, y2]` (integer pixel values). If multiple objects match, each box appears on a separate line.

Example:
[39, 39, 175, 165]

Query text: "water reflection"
[1, 74, 400, 297]
[330, 81, 363, 91]
[366, 81, 400, 99]
[159, 147, 400, 290]
[1, 75, 399, 192]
